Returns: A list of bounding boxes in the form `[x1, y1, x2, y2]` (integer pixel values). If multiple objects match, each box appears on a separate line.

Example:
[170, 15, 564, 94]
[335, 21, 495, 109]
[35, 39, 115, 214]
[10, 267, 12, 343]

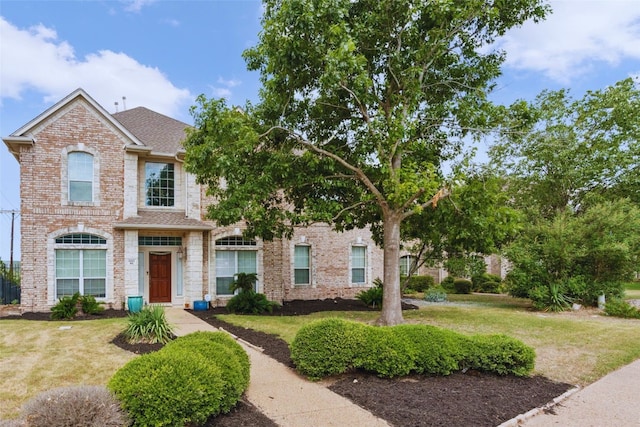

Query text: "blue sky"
[1, 0, 639, 261]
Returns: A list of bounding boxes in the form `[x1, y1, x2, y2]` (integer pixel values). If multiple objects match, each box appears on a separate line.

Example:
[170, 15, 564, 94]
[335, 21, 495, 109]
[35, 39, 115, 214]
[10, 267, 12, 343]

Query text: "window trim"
[293, 244, 311, 285]
[61, 145, 100, 206]
[351, 245, 367, 285]
[144, 162, 176, 207]
[214, 236, 260, 296]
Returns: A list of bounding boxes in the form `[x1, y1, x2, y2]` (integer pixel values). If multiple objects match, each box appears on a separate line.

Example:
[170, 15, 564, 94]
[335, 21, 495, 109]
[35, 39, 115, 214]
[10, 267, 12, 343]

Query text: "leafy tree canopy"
[184, 0, 548, 325]
[491, 77, 640, 218]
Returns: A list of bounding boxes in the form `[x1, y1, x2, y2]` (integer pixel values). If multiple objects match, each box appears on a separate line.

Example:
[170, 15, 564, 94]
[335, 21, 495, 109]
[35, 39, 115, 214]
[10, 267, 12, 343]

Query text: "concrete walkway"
[165, 307, 389, 427]
[166, 307, 640, 427]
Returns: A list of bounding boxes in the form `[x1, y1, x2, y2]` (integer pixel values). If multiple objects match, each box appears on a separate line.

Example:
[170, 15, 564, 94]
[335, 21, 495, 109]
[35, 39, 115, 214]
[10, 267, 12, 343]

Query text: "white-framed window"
[145, 162, 175, 206]
[55, 233, 106, 299]
[400, 255, 417, 276]
[215, 237, 257, 295]
[294, 245, 310, 285]
[351, 245, 367, 284]
[68, 152, 94, 202]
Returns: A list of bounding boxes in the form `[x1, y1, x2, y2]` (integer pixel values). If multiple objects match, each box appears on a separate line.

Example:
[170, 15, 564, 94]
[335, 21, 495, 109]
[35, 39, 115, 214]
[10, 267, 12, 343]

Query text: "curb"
[218, 327, 265, 352]
[498, 385, 581, 427]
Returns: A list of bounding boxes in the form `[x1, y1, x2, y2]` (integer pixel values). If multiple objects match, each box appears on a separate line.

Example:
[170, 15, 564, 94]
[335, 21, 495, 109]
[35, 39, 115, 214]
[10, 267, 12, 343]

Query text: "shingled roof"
[112, 107, 191, 155]
[114, 210, 212, 231]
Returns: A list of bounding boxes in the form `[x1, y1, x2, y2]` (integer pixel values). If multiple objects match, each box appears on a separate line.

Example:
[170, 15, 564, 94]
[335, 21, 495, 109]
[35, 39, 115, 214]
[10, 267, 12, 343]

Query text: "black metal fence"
[0, 276, 20, 305]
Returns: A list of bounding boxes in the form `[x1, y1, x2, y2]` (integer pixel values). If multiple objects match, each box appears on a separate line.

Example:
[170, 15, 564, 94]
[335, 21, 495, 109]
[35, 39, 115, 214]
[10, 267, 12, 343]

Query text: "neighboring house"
[3, 89, 400, 312]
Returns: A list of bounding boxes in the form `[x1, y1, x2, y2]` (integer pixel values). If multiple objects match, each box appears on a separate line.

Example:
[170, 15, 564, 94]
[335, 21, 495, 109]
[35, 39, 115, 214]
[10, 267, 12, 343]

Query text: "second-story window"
[145, 162, 174, 206]
[68, 152, 94, 202]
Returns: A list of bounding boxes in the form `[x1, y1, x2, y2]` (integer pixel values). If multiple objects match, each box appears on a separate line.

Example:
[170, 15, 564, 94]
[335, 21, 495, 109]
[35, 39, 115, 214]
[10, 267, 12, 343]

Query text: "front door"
[149, 253, 171, 303]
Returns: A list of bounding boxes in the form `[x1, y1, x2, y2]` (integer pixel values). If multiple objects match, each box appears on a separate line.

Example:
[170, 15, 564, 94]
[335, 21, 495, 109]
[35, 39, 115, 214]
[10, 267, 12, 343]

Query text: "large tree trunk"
[376, 211, 404, 326]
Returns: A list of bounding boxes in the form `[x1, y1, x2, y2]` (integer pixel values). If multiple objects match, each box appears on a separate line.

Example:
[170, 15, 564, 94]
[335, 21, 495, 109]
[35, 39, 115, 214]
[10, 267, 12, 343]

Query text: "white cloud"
[0, 17, 191, 118]
[496, 0, 640, 83]
[208, 76, 243, 100]
[217, 77, 241, 88]
[122, 0, 157, 13]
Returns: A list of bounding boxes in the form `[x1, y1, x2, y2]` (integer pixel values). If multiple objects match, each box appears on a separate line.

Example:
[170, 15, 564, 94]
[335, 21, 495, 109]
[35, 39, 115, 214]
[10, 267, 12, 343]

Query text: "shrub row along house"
[3, 89, 504, 313]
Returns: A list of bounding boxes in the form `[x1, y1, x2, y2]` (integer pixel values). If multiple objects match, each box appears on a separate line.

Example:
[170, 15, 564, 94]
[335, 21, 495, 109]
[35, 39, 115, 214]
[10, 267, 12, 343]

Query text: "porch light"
[177, 246, 186, 260]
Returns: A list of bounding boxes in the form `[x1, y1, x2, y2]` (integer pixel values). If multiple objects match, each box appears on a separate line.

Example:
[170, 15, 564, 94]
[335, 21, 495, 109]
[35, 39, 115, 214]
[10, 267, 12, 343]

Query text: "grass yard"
[625, 281, 640, 299]
[2, 292, 640, 421]
[0, 317, 133, 420]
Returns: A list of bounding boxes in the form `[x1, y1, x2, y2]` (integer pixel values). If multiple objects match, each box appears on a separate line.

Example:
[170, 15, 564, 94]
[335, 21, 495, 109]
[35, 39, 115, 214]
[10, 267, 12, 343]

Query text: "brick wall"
[18, 100, 126, 311]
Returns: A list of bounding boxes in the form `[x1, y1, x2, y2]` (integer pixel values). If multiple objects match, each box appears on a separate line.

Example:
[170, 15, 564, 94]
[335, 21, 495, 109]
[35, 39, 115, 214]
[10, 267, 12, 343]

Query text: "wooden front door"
[149, 253, 171, 303]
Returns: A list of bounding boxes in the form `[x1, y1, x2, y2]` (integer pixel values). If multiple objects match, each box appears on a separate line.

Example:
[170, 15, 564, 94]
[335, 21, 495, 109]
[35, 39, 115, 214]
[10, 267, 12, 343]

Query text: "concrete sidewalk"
[516, 358, 640, 427]
[165, 307, 389, 427]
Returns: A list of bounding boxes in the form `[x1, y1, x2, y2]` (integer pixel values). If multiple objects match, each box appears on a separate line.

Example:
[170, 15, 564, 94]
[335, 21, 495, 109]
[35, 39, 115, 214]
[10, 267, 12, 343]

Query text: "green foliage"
[504, 200, 640, 306]
[394, 324, 466, 376]
[108, 348, 225, 426]
[466, 334, 536, 377]
[453, 279, 473, 294]
[50, 292, 80, 320]
[356, 278, 383, 308]
[424, 288, 448, 302]
[441, 276, 455, 292]
[18, 385, 128, 427]
[290, 318, 368, 380]
[604, 299, 640, 319]
[472, 273, 503, 293]
[229, 272, 258, 293]
[226, 290, 280, 314]
[163, 332, 250, 413]
[492, 78, 640, 217]
[80, 295, 104, 315]
[529, 283, 573, 312]
[226, 272, 280, 314]
[124, 305, 174, 344]
[290, 318, 535, 379]
[184, 0, 548, 325]
[406, 275, 435, 292]
[353, 327, 415, 378]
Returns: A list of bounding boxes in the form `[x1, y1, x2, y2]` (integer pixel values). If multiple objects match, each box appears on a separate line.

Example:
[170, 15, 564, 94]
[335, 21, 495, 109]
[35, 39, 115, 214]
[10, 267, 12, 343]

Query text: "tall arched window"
[68, 152, 94, 202]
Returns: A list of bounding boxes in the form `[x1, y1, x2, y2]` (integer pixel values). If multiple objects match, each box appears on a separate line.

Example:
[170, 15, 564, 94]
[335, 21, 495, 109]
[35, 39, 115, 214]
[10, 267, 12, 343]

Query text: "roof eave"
[2, 135, 35, 161]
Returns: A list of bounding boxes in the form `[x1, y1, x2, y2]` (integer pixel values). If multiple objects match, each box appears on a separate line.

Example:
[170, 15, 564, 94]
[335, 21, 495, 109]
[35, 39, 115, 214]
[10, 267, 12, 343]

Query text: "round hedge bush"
[290, 318, 368, 379]
[108, 348, 225, 426]
[163, 332, 250, 412]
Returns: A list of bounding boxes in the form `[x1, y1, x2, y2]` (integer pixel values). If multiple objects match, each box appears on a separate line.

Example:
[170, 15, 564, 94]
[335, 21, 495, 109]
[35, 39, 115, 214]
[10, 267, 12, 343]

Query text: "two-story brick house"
[3, 88, 398, 312]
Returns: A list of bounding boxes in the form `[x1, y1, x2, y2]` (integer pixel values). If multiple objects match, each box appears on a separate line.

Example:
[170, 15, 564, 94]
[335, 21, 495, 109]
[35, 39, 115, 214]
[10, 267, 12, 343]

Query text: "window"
[68, 152, 94, 202]
[294, 245, 310, 285]
[55, 249, 106, 298]
[145, 162, 175, 206]
[351, 246, 366, 284]
[400, 255, 417, 276]
[216, 251, 257, 295]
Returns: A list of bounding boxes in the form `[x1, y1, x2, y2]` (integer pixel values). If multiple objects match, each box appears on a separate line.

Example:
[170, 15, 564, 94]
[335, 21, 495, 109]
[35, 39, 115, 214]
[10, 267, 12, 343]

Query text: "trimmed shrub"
[407, 275, 435, 292]
[440, 276, 455, 292]
[454, 279, 472, 294]
[290, 318, 368, 380]
[226, 290, 280, 314]
[471, 273, 503, 293]
[394, 324, 467, 375]
[604, 299, 640, 319]
[163, 332, 250, 412]
[108, 348, 225, 426]
[465, 334, 536, 376]
[356, 286, 383, 308]
[354, 327, 415, 378]
[19, 385, 128, 427]
[124, 305, 174, 344]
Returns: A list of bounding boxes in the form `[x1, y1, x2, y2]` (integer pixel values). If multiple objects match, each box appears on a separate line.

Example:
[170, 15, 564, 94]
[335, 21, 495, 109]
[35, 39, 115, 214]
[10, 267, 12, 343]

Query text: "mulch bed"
[5, 299, 574, 426]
